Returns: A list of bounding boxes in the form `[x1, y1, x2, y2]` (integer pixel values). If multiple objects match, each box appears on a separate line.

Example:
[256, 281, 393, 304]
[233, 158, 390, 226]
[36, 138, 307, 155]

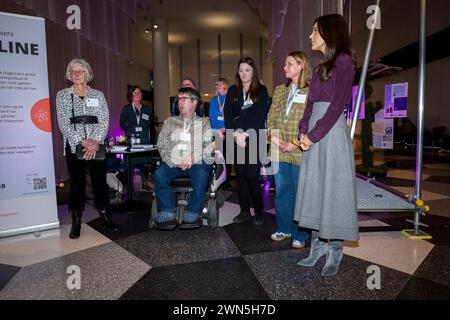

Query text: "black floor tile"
[396, 277, 450, 300]
[413, 246, 450, 287]
[120, 257, 270, 300]
[244, 250, 411, 300]
[377, 177, 416, 187]
[366, 212, 450, 231]
[225, 191, 275, 212]
[0, 264, 21, 291]
[224, 213, 309, 255]
[425, 176, 450, 184]
[385, 160, 417, 170]
[424, 228, 450, 246]
[87, 209, 151, 241]
[115, 226, 240, 268]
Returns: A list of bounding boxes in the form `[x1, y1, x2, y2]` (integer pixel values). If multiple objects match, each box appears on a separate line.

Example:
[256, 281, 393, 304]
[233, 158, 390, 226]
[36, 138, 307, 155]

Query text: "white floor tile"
[0, 224, 111, 267]
[344, 231, 434, 275]
[216, 201, 242, 227]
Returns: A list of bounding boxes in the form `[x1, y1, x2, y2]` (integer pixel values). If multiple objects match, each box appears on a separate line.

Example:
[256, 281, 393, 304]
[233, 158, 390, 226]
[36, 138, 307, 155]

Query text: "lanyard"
[132, 103, 141, 125]
[183, 119, 193, 132]
[242, 90, 252, 106]
[285, 85, 298, 121]
[217, 95, 226, 115]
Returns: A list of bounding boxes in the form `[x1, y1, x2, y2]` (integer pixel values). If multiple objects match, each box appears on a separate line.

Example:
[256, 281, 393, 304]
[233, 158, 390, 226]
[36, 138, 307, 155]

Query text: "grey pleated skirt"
[293, 102, 359, 241]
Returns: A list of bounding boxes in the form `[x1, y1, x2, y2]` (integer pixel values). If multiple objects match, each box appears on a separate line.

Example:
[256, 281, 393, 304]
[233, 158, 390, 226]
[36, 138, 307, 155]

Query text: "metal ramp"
[356, 175, 416, 212]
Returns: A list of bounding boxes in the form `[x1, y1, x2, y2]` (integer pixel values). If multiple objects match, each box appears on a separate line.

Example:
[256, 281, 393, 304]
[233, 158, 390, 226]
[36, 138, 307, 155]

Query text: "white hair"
[65, 58, 94, 82]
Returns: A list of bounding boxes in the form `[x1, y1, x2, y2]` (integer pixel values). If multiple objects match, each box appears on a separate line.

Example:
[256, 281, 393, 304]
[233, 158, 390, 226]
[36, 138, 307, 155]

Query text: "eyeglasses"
[178, 96, 192, 102]
[71, 70, 86, 76]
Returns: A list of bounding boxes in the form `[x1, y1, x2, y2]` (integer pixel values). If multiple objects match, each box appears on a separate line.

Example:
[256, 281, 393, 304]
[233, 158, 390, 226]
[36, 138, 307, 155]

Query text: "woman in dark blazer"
[224, 57, 269, 226]
[119, 85, 154, 190]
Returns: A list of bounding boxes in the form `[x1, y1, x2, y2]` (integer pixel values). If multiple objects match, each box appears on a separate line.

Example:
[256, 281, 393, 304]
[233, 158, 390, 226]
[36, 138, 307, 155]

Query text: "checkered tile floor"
[1, 153, 450, 300]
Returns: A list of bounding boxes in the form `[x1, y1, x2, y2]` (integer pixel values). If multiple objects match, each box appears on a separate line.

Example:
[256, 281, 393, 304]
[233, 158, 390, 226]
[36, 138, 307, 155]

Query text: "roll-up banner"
[0, 12, 59, 237]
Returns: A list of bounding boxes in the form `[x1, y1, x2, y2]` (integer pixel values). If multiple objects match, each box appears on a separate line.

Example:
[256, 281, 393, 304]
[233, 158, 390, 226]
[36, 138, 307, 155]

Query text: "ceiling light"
[153, 24, 158, 29]
[144, 28, 150, 34]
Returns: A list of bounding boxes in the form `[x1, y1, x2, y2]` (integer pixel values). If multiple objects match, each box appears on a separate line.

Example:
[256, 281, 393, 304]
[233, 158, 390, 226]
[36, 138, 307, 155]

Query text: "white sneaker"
[292, 240, 306, 249]
[271, 232, 292, 241]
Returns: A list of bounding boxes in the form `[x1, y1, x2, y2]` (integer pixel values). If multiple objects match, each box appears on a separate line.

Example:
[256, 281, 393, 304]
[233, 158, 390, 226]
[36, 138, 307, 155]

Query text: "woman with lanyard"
[119, 85, 154, 190]
[224, 57, 269, 226]
[209, 78, 233, 189]
[267, 51, 312, 249]
[209, 78, 229, 139]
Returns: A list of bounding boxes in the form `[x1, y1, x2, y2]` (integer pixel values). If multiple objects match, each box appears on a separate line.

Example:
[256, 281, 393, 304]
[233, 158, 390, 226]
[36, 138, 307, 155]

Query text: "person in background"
[209, 78, 228, 138]
[209, 78, 233, 189]
[56, 58, 118, 239]
[170, 77, 206, 117]
[267, 51, 312, 249]
[224, 57, 269, 226]
[294, 14, 359, 276]
[120, 85, 154, 190]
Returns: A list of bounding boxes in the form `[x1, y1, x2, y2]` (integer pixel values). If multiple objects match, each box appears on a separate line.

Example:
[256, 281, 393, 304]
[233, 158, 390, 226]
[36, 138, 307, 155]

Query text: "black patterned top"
[56, 86, 109, 155]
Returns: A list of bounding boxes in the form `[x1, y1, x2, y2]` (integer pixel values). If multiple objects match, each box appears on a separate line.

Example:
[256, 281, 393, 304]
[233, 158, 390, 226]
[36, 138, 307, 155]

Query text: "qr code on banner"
[33, 177, 47, 190]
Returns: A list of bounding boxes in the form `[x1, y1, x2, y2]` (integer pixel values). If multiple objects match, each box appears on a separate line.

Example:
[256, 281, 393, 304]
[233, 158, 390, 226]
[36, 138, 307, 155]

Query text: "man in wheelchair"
[154, 87, 215, 230]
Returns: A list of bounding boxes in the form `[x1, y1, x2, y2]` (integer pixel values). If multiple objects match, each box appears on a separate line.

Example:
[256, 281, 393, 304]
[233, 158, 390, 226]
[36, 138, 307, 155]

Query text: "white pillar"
[152, 17, 170, 123]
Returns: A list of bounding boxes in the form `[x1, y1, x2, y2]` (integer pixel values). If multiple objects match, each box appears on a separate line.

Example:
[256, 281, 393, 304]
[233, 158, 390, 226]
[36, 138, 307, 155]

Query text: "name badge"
[135, 127, 143, 132]
[293, 94, 307, 104]
[177, 144, 187, 151]
[180, 132, 191, 142]
[241, 103, 253, 111]
[86, 98, 99, 107]
[142, 113, 149, 121]
[217, 116, 224, 121]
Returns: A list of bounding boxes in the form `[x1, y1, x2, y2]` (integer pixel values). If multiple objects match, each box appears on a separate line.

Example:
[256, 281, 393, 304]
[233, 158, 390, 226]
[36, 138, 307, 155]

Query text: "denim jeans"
[154, 162, 212, 215]
[273, 162, 308, 242]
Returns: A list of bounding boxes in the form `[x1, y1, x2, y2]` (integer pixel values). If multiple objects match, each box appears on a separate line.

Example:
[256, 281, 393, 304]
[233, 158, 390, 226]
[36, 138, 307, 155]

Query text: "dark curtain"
[0, 0, 144, 181]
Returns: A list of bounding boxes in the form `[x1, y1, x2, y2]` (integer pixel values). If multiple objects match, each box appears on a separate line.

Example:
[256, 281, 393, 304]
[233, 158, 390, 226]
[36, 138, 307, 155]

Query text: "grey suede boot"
[297, 231, 329, 267]
[321, 240, 344, 277]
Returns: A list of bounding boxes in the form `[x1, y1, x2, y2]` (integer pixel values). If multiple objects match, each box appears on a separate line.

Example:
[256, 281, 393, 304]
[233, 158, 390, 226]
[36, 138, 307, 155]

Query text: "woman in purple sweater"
[293, 14, 359, 276]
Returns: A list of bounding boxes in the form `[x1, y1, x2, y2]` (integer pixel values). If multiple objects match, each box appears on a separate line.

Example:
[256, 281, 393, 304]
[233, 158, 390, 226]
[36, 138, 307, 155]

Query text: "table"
[108, 146, 158, 213]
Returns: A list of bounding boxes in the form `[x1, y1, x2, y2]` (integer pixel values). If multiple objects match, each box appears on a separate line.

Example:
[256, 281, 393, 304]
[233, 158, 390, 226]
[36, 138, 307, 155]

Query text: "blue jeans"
[274, 162, 309, 242]
[154, 162, 212, 215]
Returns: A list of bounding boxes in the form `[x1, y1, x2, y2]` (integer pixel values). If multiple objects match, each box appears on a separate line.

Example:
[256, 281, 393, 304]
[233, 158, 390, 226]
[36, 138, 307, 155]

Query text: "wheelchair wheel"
[207, 198, 219, 229]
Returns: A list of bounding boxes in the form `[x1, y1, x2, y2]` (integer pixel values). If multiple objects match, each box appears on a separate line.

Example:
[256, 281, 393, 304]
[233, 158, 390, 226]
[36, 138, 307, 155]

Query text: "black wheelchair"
[149, 151, 226, 230]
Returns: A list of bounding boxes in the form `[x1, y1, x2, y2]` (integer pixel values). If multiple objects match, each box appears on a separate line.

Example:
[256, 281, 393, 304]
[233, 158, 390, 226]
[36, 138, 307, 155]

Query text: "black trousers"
[65, 143, 109, 211]
[235, 164, 263, 214]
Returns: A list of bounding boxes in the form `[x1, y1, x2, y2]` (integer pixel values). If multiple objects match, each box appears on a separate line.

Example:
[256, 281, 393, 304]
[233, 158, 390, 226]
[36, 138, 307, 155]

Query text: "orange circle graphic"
[30, 98, 52, 132]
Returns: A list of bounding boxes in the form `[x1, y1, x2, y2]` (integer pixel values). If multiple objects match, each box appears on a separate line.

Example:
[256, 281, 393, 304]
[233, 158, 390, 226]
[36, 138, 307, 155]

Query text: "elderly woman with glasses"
[56, 58, 118, 239]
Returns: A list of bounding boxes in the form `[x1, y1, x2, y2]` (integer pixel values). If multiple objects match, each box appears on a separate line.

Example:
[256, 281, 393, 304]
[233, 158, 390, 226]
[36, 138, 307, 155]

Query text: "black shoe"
[232, 211, 252, 224]
[253, 212, 264, 226]
[98, 208, 119, 231]
[179, 217, 203, 230]
[69, 210, 82, 239]
[155, 219, 178, 230]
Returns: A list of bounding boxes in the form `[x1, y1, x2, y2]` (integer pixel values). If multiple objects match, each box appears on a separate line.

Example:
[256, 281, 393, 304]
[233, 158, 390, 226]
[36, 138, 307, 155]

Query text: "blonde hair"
[286, 51, 312, 89]
[65, 58, 94, 82]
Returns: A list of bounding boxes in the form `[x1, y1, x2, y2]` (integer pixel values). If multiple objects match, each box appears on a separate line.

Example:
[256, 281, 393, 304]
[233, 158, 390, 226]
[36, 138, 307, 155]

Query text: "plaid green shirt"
[267, 84, 309, 165]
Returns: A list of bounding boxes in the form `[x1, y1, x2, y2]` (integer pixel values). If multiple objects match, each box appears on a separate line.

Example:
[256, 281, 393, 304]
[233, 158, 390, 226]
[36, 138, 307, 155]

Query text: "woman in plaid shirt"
[267, 51, 312, 249]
